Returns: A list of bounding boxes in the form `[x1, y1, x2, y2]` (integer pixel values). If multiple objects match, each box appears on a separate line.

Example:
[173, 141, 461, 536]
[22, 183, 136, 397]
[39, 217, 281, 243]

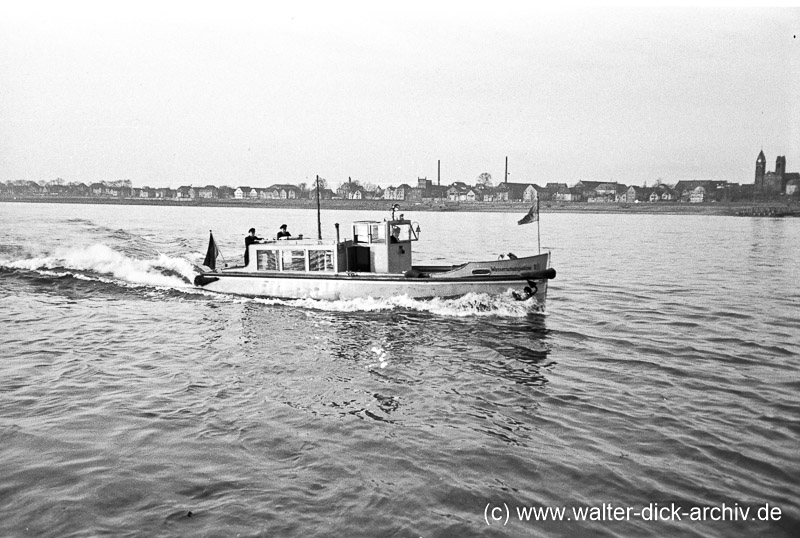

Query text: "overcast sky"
[1, 2, 798, 189]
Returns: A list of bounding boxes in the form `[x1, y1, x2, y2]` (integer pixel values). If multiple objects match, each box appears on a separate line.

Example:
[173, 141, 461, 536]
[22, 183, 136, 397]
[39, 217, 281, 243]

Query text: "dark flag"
[518, 200, 539, 225]
[203, 232, 220, 270]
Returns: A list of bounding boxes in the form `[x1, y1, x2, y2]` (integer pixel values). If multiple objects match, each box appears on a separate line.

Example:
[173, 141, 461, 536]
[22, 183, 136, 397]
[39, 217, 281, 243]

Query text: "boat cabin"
[244, 219, 419, 274]
[349, 219, 418, 273]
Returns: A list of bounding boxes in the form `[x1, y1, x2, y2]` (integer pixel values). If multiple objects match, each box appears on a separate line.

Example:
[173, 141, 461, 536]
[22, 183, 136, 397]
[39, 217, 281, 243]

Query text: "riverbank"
[2, 196, 798, 216]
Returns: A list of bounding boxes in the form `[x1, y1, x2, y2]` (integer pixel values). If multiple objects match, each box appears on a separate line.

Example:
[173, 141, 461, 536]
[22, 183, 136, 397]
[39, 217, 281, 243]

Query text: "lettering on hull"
[489, 264, 536, 273]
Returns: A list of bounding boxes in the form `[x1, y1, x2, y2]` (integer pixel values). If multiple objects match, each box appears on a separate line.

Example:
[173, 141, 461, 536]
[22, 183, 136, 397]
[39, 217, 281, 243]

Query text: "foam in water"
[367, 346, 389, 369]
[235, 291, 544, 318]
[1, 243, 197, 289]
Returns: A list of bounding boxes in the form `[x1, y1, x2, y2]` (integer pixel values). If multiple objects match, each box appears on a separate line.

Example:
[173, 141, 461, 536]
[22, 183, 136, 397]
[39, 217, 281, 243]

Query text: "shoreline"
[2, 196, 798, 217]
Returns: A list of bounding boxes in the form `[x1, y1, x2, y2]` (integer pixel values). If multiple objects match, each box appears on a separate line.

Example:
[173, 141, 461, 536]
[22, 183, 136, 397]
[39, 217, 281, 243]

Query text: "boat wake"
[237, 291, 545, 318]
[0, 243, 198, 290]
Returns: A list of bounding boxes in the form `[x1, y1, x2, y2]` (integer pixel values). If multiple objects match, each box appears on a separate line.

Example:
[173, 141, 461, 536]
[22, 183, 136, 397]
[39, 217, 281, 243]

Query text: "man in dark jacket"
[277, 224, 291, 239]
[244, 228, 262, 266]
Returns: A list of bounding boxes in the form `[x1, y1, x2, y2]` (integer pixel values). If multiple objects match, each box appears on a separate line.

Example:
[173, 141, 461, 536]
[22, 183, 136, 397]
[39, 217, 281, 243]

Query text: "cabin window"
[281, 250, 306, 271]
[257, 250, 279, 270]
[353, 223, 370, 243]
[391, 223, 418, 242]
[370, 224, 385, 243]
[308, 249, 334, 272]
[372, 224, 386, 243]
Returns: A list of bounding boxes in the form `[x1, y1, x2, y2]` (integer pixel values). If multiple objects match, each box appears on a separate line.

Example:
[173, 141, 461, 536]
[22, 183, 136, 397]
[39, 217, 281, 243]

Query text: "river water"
[1, 202, 798, 537]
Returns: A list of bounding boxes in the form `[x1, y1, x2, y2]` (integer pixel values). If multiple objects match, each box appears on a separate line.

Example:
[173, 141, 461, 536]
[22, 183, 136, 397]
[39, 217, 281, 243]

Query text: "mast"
[316, 175, 322, 240]
[537, 208, 541, 254]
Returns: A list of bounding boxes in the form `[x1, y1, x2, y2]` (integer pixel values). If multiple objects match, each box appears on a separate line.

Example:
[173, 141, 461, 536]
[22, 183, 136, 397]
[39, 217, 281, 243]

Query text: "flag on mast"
[203, 231, 220, 270]
[517, 199, 539, 225]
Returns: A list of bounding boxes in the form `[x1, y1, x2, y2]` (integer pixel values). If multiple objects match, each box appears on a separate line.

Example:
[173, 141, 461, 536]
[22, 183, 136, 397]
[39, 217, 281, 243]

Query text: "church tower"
[755, 150, 766, 191]
[776, 156, 786, 178]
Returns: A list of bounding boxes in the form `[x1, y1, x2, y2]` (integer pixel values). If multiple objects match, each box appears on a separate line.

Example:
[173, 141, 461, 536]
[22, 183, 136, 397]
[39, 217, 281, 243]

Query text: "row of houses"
[542, 180, 744, 204]
[0, 182, 307, 200]
[338, 178, 786, 204]
[2, 177, 796, 204]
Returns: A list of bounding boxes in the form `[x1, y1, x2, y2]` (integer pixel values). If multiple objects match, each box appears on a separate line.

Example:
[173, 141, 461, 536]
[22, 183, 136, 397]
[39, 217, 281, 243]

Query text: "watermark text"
[483, 502, 783, 526]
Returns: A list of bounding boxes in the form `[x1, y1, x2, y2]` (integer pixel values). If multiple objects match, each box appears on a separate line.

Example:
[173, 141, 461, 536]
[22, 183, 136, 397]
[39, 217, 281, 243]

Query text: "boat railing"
[260, 237, 337, 246]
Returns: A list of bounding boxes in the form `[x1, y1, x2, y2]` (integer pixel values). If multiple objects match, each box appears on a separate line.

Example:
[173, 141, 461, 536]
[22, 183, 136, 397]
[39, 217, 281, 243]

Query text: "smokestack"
[505, 156, 508, 184]
[437, 160, 440, 186]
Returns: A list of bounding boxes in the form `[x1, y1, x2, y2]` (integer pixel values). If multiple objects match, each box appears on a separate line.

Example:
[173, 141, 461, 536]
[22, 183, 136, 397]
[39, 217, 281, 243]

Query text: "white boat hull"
[195, 253, 555, 306]
[197, 271, 551, 302]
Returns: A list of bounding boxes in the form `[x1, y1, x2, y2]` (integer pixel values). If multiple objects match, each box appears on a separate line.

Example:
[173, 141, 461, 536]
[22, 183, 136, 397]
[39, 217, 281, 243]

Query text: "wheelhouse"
[244, 219, 419, 275]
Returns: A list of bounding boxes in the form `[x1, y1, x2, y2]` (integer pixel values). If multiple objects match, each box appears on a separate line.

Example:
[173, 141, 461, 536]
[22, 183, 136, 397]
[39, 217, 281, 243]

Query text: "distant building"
[756, 150, 800, 195]
[574, 180, 604, 201]
[198, 185, 218, 199]
[235, 186, 258, 199]
[308, 187, 334, 200]
[337, 178, 366, 200]
[646, 183, 678, 202]
[155, 187, 174, 199]
[176, 186, 194, 200]
[263, 184, 302, 199]
[411, 177, 444, 202]
[587, 182, 623, 203]
[689, 186, 706, 203]
[674, 180, 723, 202]
[542, 183, 568, 201]
[447, 182, 470, 202]
[497, 182, 538, 202]
[217, 186, 235, 199]
[68, 183, 90, 196]
[425, 184, 448, 201]
[384, 184, 412, 201]
[626, 186, 652, 203]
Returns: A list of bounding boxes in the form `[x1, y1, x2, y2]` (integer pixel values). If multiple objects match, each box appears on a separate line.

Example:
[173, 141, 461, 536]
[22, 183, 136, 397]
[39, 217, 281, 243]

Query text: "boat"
[193, 214, 556, 304]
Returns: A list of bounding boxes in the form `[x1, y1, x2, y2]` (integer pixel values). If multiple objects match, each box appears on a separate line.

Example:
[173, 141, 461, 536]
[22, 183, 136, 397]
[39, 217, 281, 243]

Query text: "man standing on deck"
[244, 228, 262, 266]
[277, 224, 291, 239]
